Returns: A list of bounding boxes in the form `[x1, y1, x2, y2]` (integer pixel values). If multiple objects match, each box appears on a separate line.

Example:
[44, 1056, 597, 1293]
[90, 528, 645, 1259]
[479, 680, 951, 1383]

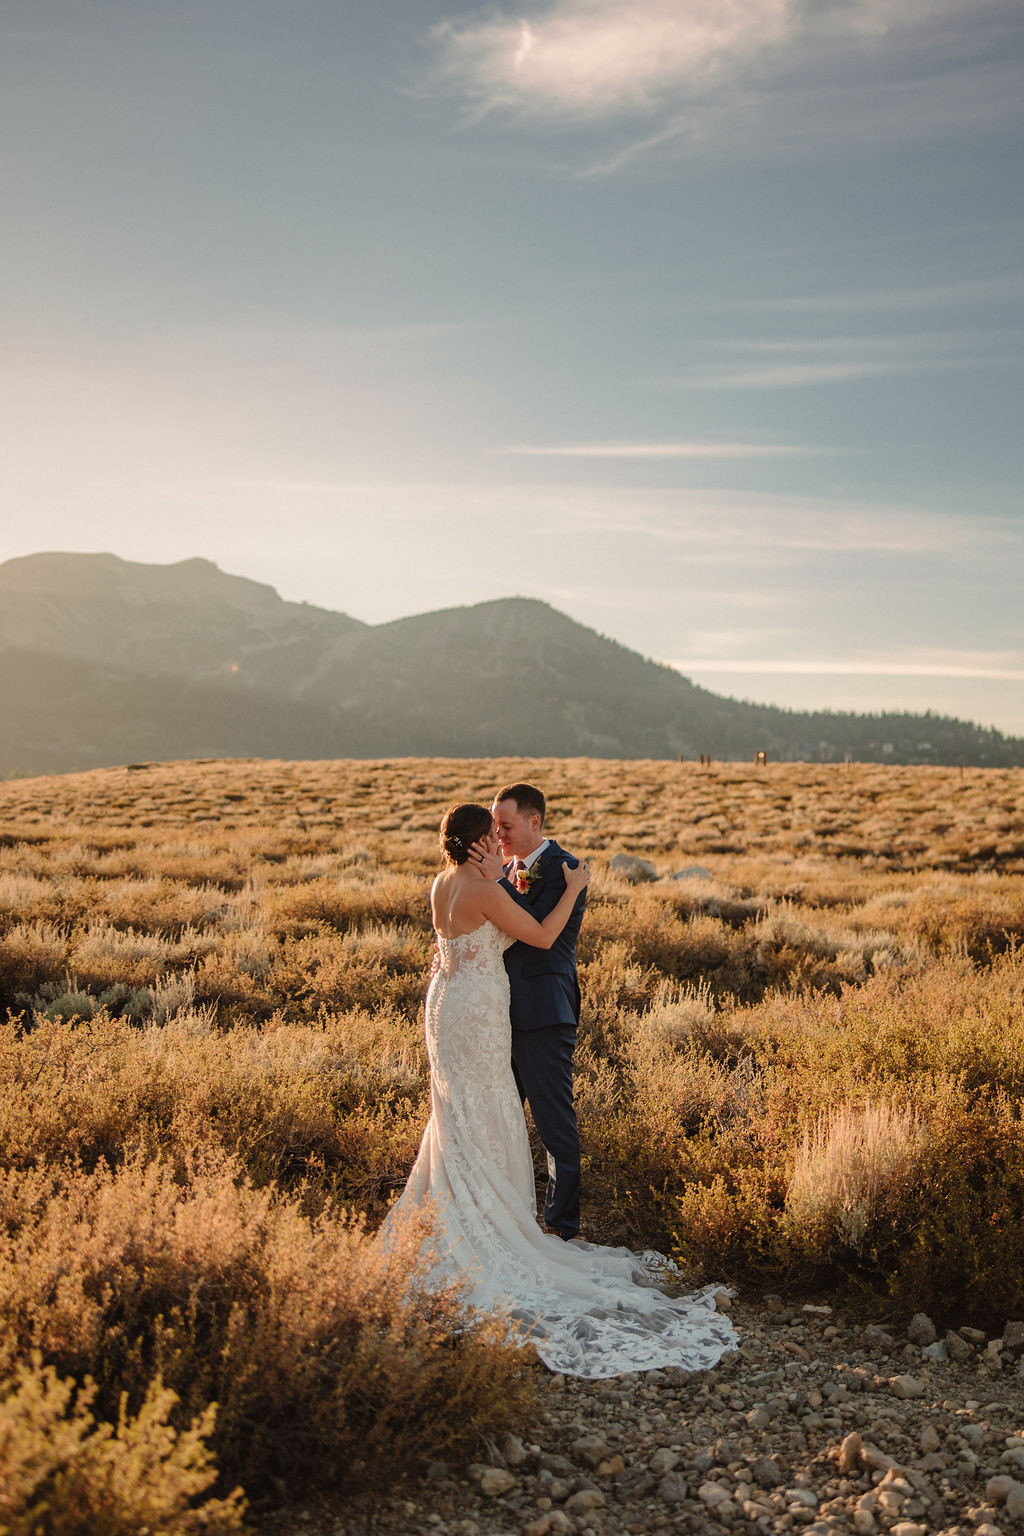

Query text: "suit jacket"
[501, 839, 586, 1033]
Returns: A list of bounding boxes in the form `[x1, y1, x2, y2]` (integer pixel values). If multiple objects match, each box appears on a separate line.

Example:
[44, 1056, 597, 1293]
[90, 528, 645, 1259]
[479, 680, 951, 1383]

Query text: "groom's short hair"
[494, 782, 546, 827]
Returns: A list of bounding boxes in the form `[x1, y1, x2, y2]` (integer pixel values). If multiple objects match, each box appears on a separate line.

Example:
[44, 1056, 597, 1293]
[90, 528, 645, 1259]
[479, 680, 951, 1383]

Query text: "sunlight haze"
[2, 0, 1022, 734]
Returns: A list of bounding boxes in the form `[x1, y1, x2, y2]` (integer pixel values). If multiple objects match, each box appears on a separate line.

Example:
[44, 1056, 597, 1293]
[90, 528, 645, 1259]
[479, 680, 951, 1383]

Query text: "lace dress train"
[382, 920, 737, 1379]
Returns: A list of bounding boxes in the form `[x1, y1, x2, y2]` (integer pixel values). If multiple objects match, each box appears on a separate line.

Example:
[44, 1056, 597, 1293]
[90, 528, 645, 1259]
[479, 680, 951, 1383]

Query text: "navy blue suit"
[501, 840, 586, 1238]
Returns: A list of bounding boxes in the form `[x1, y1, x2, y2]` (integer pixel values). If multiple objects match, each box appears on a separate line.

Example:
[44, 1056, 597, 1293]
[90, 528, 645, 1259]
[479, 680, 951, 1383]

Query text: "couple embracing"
[383, 781, 736, 1381]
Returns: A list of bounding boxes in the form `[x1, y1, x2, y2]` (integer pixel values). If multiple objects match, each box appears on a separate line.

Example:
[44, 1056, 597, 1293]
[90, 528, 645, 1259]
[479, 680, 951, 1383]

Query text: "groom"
[491, 782, 587, 1241]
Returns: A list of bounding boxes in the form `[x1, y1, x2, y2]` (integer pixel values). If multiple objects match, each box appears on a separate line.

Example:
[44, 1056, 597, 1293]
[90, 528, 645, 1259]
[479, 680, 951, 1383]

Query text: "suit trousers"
[510, 1022, 580, 1239]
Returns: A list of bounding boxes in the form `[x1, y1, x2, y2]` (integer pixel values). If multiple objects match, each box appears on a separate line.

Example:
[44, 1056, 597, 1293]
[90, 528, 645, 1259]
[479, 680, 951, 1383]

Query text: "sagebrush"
[1, 756, 1023, 1517]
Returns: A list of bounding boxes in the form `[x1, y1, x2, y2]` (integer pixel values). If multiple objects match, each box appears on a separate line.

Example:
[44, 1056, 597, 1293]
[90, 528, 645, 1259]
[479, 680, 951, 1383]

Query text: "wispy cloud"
[743, 273, 1024, 317]
[497, 440, 812, 458]
[433, 0, 794, 121]
[171, 479, 1004, 561]
[669, 657, 1024, 680]
[432, 0, 1022, 165]
[669, 329, 1021, 389]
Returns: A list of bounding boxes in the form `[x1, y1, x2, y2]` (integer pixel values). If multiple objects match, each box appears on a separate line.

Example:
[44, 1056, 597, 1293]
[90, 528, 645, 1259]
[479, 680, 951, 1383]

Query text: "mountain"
[1, 552, 1021, 774]
[0, 551, 364, 691]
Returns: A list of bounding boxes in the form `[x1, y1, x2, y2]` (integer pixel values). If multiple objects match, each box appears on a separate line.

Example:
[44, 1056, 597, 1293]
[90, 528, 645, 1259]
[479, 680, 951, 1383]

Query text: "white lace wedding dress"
[382, 920, 737, 1379]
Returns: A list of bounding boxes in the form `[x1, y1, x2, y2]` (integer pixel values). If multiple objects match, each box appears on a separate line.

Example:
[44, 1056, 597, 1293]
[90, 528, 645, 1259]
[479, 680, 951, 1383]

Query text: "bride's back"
[430, 867, 490, 939]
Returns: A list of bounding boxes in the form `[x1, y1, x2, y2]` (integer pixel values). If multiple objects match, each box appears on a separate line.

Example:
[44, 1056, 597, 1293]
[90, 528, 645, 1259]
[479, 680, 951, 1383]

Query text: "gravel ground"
[272, 1295, 1024, 1536]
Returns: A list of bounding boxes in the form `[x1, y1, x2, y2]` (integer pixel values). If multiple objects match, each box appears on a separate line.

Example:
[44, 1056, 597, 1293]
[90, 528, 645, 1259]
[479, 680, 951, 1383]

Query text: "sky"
[2, 0, 1022, 734]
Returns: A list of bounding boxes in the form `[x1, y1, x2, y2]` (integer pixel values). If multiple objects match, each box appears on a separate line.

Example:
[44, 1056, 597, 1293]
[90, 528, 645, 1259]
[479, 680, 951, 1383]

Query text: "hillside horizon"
[1, 551, 1022, 776]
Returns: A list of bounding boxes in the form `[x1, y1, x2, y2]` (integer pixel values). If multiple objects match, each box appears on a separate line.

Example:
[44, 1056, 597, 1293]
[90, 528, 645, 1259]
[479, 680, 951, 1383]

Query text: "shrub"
[0, 1152, 535, 1500]
[1, 752, 1024, 1509]
[0, 1359, 245, 1536]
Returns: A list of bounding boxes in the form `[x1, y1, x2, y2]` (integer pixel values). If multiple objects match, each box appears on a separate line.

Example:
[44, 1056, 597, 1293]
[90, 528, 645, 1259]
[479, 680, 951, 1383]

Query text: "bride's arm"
[477, 861, 590, 950]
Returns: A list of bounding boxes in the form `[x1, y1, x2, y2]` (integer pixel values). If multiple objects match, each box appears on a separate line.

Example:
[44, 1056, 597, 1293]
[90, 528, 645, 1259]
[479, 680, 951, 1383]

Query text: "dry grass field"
[1, 755, 1023, 1530]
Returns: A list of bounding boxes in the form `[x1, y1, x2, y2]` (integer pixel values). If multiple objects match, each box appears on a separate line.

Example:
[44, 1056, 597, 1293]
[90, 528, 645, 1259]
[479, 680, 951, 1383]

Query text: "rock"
[863, 1324, 896, 1351]
[986, 1475, 1020, 1503]
[743, 1499, 773, 1522]
[1001, 1321, 1024, 1357]
[609, 853, 657, 883]
[649, 1448, 679, 1475]
[570, 1435, 610, 1468]
[960, 1327, 987, 1345]
[919, 1452, 949, 1472]
[714, 1438, 743, 1464]
[907, 1313, 937, 1345]
[920, 1425, 942, 1454]
[923, 1340, 950, 1363]
[658, 1472, 687, 1503]
[663, 1364, 692, 1385]
[1007, 1486, 1024, 1520]
[500, 1433, 529, 1467]
[853, 1511, 876, 1534]
[478, 1467, 517, 1497]
[714, 1289, 733, 1311]
[425, 1461, 450, 1480]
[669, 864, 713, 880]
[862, 1444, 899, 1473]
[547, 1479, 573, 1502]
[747, 1406, 772, 1429]
[839, 1433, 864, 1472]
[890, 1524, 927, 1536]
[787, 1487, 819, 1509]
[945, 1330, 973, 1362]
[751, 1455, 786, 1488]
[890, 1374, 926, 1399]
[523, 1515, 573, 1536]
[564, 1488, 605, 1514]
[539, 1454, 574, 1476]
[974, 1526, 1004, 1536]
[595, 1454, 625, 1477]
[698, 1481, 732, 1509]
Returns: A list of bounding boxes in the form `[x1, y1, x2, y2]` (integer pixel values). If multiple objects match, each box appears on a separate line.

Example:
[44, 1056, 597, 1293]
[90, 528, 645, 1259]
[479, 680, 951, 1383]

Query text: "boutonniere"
[514, 863, 542, 895]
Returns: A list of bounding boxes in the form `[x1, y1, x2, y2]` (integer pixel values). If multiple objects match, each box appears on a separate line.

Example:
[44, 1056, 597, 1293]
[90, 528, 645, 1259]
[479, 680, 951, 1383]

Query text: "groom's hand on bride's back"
[563, 859, 591, 896]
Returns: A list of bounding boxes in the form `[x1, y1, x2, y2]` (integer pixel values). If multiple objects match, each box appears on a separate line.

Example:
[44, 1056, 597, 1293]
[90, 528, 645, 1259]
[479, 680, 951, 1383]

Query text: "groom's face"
[492, 798, 543, 862]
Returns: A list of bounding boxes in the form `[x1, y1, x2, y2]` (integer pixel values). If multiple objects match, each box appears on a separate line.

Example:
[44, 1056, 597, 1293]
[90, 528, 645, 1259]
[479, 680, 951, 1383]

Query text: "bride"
[382, 802, 737, 1379]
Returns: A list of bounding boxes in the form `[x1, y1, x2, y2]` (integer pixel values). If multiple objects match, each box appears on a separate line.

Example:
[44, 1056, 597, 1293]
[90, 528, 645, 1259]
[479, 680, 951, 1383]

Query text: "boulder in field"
[610, 853, 657, 884]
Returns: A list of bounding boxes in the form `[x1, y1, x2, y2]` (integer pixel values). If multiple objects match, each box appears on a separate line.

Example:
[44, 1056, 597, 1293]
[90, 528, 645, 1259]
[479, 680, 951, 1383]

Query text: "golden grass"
[0, 755, 1023, 1516]
[786, 1099, 930, 1252]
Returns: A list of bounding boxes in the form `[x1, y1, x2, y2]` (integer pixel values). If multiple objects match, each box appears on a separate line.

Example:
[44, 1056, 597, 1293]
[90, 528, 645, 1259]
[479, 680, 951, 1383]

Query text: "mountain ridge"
[1, 552, 1021, 775]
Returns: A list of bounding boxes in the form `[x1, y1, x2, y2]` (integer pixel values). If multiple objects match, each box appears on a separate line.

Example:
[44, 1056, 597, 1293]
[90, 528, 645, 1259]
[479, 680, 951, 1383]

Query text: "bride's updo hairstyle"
[440, 803, 493, 866]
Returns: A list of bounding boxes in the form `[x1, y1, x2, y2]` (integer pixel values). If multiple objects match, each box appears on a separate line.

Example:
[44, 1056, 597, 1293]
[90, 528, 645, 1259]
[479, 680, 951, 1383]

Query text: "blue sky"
[2, 0, 1022, 732]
